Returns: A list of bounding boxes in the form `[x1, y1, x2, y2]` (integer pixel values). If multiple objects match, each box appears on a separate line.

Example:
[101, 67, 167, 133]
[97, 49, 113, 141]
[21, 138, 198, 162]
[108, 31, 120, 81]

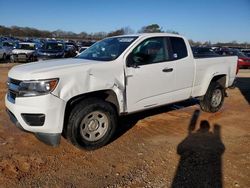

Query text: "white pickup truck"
[5, 33, 238, 150]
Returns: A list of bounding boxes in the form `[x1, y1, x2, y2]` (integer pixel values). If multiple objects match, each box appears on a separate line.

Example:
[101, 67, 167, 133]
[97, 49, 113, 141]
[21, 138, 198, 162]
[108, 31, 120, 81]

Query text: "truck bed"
[191, 55, 238, 97]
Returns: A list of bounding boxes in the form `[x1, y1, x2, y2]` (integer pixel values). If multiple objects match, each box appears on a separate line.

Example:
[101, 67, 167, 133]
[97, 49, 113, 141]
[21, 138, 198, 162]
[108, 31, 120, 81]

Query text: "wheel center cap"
[87, 120, 99, 131]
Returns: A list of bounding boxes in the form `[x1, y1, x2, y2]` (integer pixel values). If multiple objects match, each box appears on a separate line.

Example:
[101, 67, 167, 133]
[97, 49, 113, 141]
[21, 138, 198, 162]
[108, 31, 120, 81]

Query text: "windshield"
[17, 43, 36, 50]
[77, 36, 137, 61]
[3, 42, 14, 47]
[43, 42, 64, 51]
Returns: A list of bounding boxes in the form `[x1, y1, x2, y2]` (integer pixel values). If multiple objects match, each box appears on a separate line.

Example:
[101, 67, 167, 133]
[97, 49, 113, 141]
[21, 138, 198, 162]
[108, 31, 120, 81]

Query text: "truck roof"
[109, 33, 183, 39]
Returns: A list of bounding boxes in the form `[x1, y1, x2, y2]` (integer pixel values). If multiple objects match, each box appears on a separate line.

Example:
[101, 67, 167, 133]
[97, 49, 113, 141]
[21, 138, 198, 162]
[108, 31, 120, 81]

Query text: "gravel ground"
[0, 63, 249, 188]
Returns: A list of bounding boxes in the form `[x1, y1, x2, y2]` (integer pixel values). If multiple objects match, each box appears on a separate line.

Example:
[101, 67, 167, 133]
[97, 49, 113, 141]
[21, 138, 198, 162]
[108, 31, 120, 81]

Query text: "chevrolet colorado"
[5, 33, 238, 150]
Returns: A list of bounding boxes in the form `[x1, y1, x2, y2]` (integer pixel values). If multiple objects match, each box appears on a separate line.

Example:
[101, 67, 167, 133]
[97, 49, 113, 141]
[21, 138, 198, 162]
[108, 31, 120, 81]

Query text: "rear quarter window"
[169, 37, 188, 60]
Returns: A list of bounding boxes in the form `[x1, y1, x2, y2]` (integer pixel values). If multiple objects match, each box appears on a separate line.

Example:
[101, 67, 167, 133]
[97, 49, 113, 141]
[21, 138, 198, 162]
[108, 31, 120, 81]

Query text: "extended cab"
[5, 33, 238, 150]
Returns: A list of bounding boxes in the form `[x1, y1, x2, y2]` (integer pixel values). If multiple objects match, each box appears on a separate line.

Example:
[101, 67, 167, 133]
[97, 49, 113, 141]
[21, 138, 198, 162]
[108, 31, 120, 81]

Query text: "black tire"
[10, 55, 15, 63]
[2, 53, 6, 61]
[29, 55, 36, 62]
[66, 98, 117, 150]
[199, 82, 225, 113]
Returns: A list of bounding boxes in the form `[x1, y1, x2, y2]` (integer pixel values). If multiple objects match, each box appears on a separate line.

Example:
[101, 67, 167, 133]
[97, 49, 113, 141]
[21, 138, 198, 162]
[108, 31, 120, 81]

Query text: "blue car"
[37, 41, 65, 60]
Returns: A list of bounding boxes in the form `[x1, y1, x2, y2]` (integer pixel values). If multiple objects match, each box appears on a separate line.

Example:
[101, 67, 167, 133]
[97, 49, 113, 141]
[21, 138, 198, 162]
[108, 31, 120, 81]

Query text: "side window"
[169, 37, 188, 60]
[128, 37, 169, 66]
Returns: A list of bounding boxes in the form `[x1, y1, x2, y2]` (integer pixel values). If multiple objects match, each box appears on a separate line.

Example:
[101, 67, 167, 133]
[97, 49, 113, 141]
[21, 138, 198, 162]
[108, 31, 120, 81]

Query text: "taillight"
[236, 58, 240, 75]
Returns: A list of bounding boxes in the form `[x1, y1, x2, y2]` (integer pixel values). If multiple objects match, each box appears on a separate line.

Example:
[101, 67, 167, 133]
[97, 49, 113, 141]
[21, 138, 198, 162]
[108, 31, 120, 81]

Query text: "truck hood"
[8, 58, 101, 80]
[12, 49, 35, 54]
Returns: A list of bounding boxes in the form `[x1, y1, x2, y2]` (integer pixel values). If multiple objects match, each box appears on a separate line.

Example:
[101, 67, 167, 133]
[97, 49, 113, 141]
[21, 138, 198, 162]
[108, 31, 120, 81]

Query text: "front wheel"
[66, 98, 117, 150]
[10, 55, 15, 63]
[199, 82, 225, 113]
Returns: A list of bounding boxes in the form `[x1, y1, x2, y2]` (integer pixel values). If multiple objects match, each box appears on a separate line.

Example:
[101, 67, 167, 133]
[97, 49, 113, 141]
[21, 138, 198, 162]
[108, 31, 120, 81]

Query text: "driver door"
[125, 37, 175, 112]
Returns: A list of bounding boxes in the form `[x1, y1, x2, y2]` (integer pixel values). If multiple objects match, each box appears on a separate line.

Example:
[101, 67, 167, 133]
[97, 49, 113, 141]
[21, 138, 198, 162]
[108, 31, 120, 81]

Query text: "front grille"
[17, 53, 28, 61]
[8, 78, 21, 101]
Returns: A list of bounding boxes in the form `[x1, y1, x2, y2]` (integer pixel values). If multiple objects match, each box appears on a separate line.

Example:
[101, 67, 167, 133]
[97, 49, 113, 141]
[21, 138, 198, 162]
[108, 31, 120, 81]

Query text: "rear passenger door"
[168, 37, 195, 101]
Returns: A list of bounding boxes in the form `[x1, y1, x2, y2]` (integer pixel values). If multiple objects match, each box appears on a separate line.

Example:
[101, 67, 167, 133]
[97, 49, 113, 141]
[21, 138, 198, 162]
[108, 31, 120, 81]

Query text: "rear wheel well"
[211, 75, 226, 88]
[62, 90, 119, 137]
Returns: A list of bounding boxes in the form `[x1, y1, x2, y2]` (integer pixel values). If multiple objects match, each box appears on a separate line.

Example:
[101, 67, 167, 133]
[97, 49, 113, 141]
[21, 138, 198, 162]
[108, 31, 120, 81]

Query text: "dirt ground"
[0, 63, 249, 188]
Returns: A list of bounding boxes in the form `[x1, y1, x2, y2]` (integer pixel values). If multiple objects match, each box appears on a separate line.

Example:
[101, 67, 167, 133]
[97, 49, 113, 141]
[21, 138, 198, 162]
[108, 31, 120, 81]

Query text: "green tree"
[138, 24, 163, 33]
[166, 29, 179, 35]
[107, 28, 125, 37]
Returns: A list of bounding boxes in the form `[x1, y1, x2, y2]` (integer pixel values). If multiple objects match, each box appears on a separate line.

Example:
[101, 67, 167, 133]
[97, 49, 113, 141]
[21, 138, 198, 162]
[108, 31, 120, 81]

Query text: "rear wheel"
[66, 98, 117, 150]
[200, 82, 225, 113]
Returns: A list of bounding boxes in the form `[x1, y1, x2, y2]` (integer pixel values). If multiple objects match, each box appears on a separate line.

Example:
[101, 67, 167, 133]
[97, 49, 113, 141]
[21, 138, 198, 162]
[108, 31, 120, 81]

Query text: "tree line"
[0, 24, 175, 40]
[0, 24, 249, 47]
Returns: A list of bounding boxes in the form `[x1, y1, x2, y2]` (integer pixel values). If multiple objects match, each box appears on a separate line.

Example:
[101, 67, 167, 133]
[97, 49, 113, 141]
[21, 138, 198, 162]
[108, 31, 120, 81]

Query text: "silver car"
[2, 41, 15, 57]
[0, 46, 7, 60]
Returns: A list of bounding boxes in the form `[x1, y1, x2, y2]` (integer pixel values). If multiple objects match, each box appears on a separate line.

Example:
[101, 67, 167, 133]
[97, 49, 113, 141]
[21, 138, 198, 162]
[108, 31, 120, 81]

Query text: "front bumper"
[5, 94, 66, 146]
[12, 54, 29, 62]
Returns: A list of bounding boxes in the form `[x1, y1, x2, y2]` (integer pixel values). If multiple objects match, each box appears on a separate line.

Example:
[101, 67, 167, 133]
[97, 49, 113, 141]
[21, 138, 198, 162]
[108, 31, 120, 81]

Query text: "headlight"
[19, 78, 59, 97]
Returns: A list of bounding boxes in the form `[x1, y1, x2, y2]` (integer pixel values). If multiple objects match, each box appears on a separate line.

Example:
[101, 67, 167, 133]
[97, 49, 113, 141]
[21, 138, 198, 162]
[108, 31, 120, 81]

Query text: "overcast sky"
[0, 0, 249, 43]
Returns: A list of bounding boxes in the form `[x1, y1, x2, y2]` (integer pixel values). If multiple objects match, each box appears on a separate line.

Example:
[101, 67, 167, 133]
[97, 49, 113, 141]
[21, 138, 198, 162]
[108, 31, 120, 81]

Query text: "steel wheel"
[66, 98, 117, 150]
[200, 81, 225, 113]
[211, 89, 222, 108]
[79, 111, 109, 142]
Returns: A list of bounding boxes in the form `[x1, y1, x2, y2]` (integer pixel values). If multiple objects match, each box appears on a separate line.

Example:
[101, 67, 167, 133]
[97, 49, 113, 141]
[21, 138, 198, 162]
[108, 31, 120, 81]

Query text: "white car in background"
[0, 46, 7, 60]
[11, 42, 38, 62]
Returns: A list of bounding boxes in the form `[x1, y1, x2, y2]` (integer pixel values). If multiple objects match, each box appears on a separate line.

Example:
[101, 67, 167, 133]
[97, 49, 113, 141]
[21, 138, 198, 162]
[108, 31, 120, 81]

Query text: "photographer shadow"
[171, 110, 225, 188]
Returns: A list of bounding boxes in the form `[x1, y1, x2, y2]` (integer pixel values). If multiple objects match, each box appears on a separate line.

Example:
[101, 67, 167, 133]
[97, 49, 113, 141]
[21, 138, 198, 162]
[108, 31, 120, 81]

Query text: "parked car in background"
[76, 41, 95, 51]
[76, 46, 89, 55]
[241, 49, 250, 57]
[192, 47, 220, 58]
[65, 43, 77, 57]
[237, 53, 250, 69]
[2, 41, 15, 58]
[65, 41, 78, 50]
[215, 48, 250, 68]
[37, 41, 65, 60]
[0, 46, 7, 61]
[11, 42, 38, 63]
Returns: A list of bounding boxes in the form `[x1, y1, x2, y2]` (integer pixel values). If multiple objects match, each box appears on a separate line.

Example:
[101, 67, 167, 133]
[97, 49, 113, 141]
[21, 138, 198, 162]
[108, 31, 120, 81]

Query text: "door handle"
[162, 68, 173, 72]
